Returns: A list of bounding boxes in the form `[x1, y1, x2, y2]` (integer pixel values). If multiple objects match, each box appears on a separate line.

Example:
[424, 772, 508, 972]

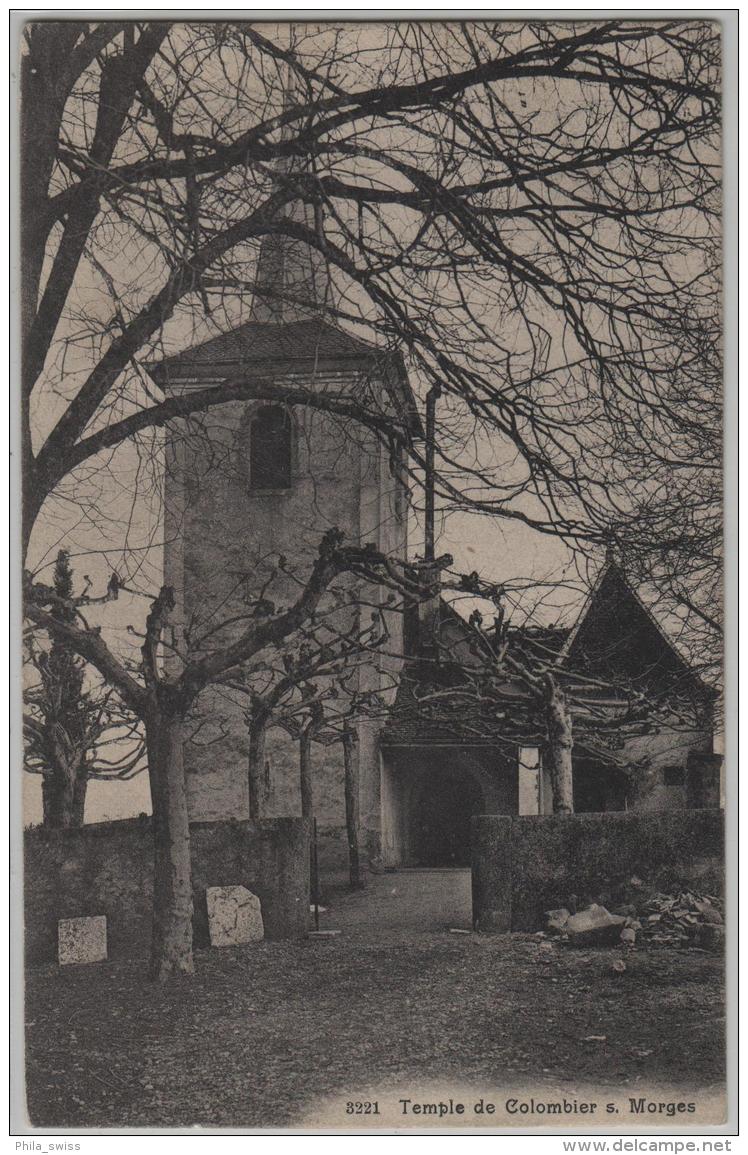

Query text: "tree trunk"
[299, 727, 314, 820]
[544, 676, 574, 814]
[41, 762, 87, 829]
[248, 710, 269, 820]
[342, 727, 363, 889]
[72, 768, 88, 827]
[145, 701, 194, 980]
[21, 46, 67, 559]
[41, 773, 70, 828]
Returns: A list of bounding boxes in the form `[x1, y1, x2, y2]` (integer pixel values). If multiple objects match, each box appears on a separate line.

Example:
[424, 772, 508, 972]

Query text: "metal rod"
[311, 816, 320, 931]
[424, 384, 441, 562]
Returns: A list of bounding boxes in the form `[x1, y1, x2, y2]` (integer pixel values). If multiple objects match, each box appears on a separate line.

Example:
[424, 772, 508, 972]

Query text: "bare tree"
[23, 21, 719, 556]
[21, 18, 722, 715]
[25, 531, 438, 977]
[235, 597, 396, 820]
[23, 550, 145, 827]
[390, 566, 716, 814]
[20, 19, 721, 971]
[215, 574, 417, 886]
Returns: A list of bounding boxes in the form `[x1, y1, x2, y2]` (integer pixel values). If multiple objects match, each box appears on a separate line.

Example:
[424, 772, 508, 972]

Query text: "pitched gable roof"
[560, 562, 713, 698]
[145, 318, 423, 437]
[147, 318, 378, 378]
[384, 564, 713, 745]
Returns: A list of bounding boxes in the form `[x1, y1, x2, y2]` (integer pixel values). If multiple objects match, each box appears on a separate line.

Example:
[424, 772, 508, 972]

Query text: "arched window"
[249, 405, 293, 491]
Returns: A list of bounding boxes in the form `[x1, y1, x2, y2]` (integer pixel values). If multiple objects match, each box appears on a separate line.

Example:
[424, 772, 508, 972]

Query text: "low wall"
[472, 809, 724, 933]
[25, 816, 310, 964]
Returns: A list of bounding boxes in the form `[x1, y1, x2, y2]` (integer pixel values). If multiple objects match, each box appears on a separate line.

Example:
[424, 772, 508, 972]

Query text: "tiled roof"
[145, 318, 423, 437]
[147, 318, 385, 380]
[381, 656, 541, 747]
[383, 578, 712, 746]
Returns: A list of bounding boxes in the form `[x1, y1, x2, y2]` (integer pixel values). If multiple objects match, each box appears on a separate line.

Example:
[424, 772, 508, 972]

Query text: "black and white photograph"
[14, 14, 733, 1135]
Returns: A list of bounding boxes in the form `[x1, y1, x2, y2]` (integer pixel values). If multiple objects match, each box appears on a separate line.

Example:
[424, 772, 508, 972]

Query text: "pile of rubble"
[543, 888, 724, 952]
[544, 904, 628, 948]
[633, 890, 724, 951]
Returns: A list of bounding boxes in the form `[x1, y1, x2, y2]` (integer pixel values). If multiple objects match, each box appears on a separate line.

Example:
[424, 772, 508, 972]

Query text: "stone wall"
[24, 816, 310, 964]
[165, 389, 407, 835]
[472, 809, 724, 933]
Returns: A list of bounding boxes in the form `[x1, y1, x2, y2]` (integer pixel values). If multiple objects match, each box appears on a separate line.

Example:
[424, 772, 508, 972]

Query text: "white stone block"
[58, 916, 107, 965]
[206, 885, 264, 947]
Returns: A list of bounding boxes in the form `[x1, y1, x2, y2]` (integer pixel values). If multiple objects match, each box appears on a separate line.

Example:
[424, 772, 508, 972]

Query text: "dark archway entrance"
[409, 769, 484, 867]
[381, 745, 516, 869]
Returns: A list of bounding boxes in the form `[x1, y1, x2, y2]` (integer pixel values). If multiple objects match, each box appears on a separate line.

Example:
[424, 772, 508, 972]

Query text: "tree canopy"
[23, 21, 721, 660]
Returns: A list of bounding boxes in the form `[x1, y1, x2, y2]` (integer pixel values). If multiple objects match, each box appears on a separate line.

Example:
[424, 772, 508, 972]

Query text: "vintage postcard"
[14, 13, 735, 1138]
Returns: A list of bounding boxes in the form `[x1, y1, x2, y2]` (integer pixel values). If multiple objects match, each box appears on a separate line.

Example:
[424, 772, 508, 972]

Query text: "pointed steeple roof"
[249, 61, 334, 325]
[249, 202, 333, 325]
[146, 50, 423, 438]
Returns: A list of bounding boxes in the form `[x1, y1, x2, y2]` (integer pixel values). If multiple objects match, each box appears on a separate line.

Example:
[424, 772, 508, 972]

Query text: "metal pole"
[424, 384, 441, 562]
[311, 816, 320, 931]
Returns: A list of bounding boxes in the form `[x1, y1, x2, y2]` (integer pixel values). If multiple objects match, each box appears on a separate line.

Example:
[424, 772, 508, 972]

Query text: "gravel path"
[317, 869, 472, 939]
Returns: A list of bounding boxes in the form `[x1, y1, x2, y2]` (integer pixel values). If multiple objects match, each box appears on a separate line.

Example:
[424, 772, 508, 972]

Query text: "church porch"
[380, 743, 518, 869]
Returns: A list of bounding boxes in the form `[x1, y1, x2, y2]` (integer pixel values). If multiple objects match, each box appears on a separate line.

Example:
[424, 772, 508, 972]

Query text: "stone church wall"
[164, 373, 408, 852]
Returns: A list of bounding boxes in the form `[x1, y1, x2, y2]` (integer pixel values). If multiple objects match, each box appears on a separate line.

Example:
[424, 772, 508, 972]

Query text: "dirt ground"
[24, 873, 725, 1130]
[315, 867, 474, 937]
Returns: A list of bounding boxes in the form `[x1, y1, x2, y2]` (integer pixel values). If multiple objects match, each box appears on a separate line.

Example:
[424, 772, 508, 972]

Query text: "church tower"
[149, 120, 420, 867]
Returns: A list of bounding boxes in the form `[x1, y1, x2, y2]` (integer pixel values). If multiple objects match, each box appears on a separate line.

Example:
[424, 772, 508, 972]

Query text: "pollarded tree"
[210, 552, 401, 822]
[25, 530, 441, 977]
[23, 550, 145, 827]
[418, 568, 717, 813]
[192, 554, 423, 889]
[20, 19, 722, 971]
